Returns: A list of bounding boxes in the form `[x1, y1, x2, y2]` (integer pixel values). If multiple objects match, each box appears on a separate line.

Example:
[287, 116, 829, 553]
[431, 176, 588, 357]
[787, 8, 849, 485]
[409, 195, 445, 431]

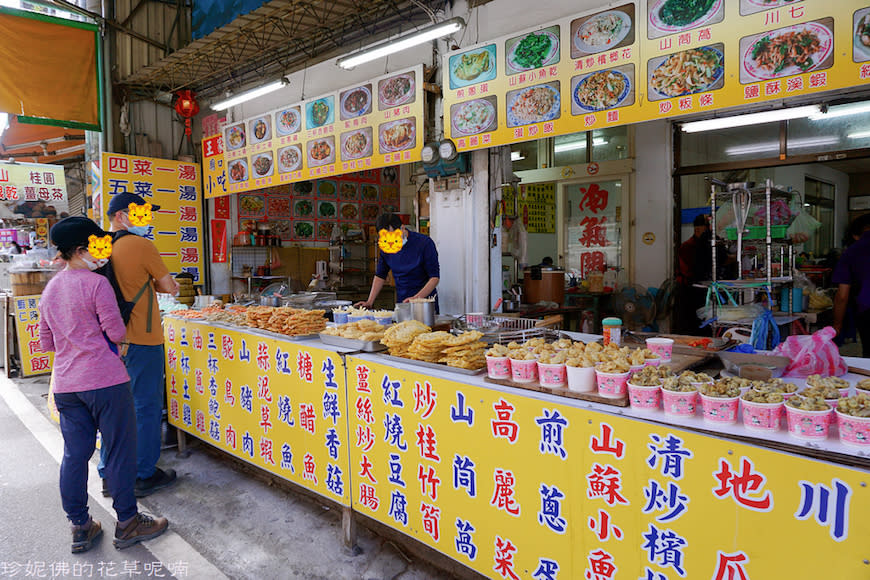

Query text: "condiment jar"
[602, 317, 622, 346]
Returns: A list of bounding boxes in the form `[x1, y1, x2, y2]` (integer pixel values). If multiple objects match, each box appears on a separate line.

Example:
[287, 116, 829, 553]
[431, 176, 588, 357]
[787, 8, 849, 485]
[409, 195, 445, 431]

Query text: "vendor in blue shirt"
[357, 213, 440, 312]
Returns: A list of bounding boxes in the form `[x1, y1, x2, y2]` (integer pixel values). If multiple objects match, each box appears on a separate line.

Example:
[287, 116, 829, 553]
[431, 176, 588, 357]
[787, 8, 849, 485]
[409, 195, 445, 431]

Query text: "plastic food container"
[643, 357, 661, 367]
[486, 356, 511, 380]
[566, 366, 596, 392]
[538, 362, 567, 388]
[785, 405, 833, 440]
[699, 393, 740, 424]
[602, 317, 622, 346]
[333, 311, 349, 325]
[646, 337, 674, 362]
[627, 383, 661, 410]
[835, 411, 870, 447]
[595, 369, 630, 399]
[510, 358, 538, 384]
[374, 315, 393, 326]
[662, 390, 698, 416]
[741, 399, 784, 432]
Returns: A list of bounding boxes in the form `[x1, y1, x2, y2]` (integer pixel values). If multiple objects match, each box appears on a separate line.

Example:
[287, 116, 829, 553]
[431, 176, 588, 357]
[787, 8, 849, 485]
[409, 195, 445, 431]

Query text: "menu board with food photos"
[223, 65, 423, 194]
[236, 166, 400, 242]
[444, 1, 870, 152]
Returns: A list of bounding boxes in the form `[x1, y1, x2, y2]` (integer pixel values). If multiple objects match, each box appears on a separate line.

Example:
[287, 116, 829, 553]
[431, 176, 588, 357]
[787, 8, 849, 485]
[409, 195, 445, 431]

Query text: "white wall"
[633, 120, 673, 289]
[771, 164, 850, 247]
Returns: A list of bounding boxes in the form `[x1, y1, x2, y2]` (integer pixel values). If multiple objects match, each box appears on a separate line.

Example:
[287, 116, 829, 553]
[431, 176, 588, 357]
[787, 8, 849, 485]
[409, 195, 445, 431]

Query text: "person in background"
[40, 216, 168, 553]
[672, 214, 712, 334]
[539, 256, 554, 267]
[833, 213, 870, 356]
[356, 212, 440, 312]
[99, 192, 180, 498]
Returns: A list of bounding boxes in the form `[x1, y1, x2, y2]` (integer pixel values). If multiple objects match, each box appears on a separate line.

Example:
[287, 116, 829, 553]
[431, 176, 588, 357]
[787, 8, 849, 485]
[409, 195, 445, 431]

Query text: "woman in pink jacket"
[40, 217, 168, 553]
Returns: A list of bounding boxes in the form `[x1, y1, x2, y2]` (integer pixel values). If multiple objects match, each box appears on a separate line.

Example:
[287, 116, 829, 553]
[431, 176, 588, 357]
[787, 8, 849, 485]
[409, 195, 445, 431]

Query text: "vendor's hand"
[354, 300, 372, 309]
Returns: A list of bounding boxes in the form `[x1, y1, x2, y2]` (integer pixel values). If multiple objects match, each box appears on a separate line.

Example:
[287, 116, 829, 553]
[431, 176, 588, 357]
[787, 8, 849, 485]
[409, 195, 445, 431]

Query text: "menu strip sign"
[444, 0, 870, 151]
[223, 65, 424, 193]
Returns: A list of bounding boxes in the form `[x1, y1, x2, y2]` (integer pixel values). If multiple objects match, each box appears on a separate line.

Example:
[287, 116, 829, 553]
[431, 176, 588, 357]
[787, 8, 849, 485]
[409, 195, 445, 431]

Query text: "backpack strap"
[130, 279, 154, 333]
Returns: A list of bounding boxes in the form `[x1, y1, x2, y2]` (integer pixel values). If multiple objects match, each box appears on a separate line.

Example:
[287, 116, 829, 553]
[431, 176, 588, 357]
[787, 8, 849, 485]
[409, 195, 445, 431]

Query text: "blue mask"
[127, 225, 150, 237]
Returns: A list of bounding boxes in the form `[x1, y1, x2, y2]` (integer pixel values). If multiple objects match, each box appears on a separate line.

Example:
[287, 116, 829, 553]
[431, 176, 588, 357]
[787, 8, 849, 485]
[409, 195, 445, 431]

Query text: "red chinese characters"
[259, 437, 275, 465]
[493, 536, 519, 580]
[178, 164, 196, 181]
[491, 399, 519, 443]
[415, 424, 440, 462]
[420, 502, 441, 541]
[356, 365, 371, 392]
[302, 452, 317, 483]
[418, 465, 441, 500]
[359, 483, 379, 510]
[299, 404, 316, 434]
[590, 423, 625, 459]
[712, 457, 772, 511]
[712, 551, 750, 580]
[132, 159, 153, 176]
[588, 509, 622, 541]
[297, 351, 314, 382]
[359, 455, 377, 484]
[586, 548, 617, 580]
[491, 469, 520, 516]
[586, 463, 629, 506]
[413, 381, 437, 419]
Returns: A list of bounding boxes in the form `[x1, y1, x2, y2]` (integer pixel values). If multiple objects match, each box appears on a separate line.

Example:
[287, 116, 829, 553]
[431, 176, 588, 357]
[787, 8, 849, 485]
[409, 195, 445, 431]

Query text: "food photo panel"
[506, 81, 561, 128]
[378, 71, 416, 110]
[647, 0, 724, 40]
[450, 95, 498, 137]
[647, 43, 724, 101]
[339, 84, 373, 120]
[740, 0, 804, 17]
[504, 25, 561, 75]
[378, 118, 416, 155]
[571, 4, 635, 59]
[448, 44, 497, 90]
[571, 64, 635, 114]
[738, 18, 834, 84]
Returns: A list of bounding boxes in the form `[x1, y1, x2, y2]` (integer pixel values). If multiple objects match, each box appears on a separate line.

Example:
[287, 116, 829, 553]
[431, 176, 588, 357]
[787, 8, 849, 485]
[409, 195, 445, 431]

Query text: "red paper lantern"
[174, 90, 200, 136]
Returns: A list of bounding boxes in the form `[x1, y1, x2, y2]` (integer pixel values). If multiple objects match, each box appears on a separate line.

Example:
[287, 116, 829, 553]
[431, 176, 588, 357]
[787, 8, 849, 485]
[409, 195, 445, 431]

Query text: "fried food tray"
[318, 334, 387, 352]
[374, 353, 485, 376]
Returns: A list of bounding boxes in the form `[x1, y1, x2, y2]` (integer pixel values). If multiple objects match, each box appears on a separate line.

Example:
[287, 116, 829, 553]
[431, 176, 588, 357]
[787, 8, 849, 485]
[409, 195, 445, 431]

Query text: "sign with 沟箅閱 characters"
[346, 355, 870, 580]
[15, 295, 53, 376]
[100, 153, 205, 283]
[164, 319, 351, 505]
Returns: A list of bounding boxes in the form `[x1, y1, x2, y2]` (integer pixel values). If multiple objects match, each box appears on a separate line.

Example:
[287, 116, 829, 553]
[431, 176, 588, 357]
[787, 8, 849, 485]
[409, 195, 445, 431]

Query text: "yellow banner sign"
[223, 65, 424, 193]
[100, 153, 206, 283]
[444, 1, 870, 152]
[346, 356, 870, 580]
[14, 294, 53, 376]
[164, 319, 351, 505]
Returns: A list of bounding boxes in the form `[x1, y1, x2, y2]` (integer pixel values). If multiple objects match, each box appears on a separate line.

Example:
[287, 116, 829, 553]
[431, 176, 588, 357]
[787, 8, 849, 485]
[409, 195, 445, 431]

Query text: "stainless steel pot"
[259, 295, 281, 307]
[394, 302, 435, 326]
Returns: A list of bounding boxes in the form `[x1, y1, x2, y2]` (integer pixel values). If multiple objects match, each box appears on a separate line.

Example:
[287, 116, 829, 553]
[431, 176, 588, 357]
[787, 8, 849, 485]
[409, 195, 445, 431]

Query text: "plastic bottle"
[602, 317, 622, 346]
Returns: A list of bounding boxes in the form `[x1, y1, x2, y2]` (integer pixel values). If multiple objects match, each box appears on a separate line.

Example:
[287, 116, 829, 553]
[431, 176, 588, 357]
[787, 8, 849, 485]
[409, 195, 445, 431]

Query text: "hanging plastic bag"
[772, 326, 847, 378]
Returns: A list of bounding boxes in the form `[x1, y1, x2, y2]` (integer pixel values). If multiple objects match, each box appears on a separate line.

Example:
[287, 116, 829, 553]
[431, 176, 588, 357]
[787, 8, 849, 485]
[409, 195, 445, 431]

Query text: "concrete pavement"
[0, 375, 460, 580]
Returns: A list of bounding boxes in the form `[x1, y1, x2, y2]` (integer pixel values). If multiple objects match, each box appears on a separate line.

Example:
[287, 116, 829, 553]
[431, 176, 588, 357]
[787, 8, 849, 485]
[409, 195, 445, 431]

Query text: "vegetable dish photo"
[339, 182, 358, 200]
[573, 9, 632, 56]
[318, 180, 337, 197]
[648, 0, 723, 38]
[276, 107, 301, 135]
[294, 199, 313, 218]
[293, 181, 314, 196]
[294, 221, 314, 239]
[507, 28, 559, 73]
[648, 45, 723, 99]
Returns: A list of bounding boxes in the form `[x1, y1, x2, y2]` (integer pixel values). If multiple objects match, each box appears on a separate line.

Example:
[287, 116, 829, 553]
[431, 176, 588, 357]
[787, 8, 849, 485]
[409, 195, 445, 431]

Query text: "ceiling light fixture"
[724, 136, 839, 156]
[337, 17, 465, 70]
[810, 101, 870, 120]
[211, 79, 288, 111]
[553, 138, 606, 153]
[681, 105, 822, 133]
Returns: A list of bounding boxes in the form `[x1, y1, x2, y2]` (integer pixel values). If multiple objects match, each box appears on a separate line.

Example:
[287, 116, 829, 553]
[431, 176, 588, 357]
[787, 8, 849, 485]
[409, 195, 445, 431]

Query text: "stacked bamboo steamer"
[175, 274, 195, 307]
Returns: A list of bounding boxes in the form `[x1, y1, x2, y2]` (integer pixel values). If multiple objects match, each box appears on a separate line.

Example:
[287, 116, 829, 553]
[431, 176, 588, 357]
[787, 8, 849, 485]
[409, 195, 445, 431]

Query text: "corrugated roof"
[120, 0, 446, 99]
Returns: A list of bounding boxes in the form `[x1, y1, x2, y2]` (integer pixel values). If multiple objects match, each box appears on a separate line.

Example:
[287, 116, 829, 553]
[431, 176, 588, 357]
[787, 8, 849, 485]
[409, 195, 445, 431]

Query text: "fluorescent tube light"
[54, 144, 86, 156]
[847, 130, 870, 139]
[681, 105, 822, 133]
[338, 17, 465, 70]
[211, 79, 287, 111]
[724, 136, 839, 156]
[810, 101, 870, 120]
[510, 151, 525, 161]
[553, 138, 606, 153]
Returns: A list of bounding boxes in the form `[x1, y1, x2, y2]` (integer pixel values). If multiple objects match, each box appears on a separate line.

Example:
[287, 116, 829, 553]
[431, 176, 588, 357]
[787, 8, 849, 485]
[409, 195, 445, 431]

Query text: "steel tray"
[318, 334, 387, 352]
[374, 353, 485, 376]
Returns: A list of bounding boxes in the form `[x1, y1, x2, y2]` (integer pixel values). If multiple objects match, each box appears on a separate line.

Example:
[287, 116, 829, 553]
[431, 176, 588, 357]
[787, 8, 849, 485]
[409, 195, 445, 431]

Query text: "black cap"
[693, 214, 708, 227]
[50, 216, 110, 252]
[107, 192, 161, 216]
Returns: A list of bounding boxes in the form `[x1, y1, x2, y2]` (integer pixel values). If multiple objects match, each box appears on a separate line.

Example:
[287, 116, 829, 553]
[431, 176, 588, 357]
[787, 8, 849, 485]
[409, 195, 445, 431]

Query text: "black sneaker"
[71, 518, 102, 554]
[134, 467, 177, 498]
[101, 478, 111, 498]
[113, 513, 169, 549]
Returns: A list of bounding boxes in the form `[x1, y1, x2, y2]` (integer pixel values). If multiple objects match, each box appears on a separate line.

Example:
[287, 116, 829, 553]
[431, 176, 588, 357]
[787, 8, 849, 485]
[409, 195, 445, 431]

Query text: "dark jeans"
[99, 344, 165, 480]
[55, 382, 138, 526]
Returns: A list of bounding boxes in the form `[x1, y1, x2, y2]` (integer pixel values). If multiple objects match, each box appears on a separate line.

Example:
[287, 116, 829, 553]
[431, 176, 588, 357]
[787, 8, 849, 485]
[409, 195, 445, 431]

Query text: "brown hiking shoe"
[113, 513, 169, 549]
[71, 518, 102, 553]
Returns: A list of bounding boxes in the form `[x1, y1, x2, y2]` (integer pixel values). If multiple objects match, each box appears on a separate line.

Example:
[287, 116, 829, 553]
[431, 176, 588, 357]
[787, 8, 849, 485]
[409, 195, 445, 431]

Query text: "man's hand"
[354, 300, 373, 309]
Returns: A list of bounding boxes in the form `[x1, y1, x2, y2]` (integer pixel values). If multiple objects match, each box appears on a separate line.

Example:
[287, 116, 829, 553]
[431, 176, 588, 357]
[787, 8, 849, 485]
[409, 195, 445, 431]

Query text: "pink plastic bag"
[772, 326, 847, 378]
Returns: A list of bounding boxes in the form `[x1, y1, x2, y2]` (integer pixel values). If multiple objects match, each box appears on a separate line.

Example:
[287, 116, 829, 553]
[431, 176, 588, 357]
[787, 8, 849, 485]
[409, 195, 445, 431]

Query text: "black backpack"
[95, 230, 153, 329]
